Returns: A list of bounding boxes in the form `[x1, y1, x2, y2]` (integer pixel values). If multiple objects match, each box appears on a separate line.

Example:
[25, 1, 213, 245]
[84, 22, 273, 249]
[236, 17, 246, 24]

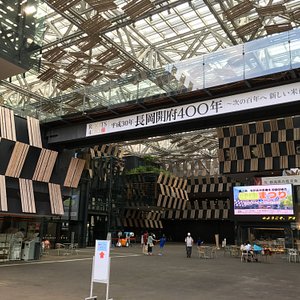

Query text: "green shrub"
[126, 165, 170, 176]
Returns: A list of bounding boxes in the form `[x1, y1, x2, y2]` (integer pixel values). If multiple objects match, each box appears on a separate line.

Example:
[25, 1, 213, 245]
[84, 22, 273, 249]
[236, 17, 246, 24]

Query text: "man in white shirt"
[245, 242, 252, 252]
[241, 241, 254, 261]
[185, 232, 194, 258]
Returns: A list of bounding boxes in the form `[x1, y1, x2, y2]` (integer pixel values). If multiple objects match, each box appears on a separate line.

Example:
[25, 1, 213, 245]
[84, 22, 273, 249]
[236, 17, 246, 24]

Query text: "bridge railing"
[165, 28, 300, 92]
[89, 28, 300, 108]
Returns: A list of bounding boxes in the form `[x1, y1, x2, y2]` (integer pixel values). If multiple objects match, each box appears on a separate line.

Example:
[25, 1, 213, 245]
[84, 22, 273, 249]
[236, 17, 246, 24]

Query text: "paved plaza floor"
[0, 243, 299, 300]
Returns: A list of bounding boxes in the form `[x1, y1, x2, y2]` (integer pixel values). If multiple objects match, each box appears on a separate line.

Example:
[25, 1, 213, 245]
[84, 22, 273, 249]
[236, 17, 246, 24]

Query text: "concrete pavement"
[0, 243, 299, 300]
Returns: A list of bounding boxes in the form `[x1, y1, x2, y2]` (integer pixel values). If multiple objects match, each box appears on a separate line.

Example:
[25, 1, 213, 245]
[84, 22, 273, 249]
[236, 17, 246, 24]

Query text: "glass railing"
[12, 26, 299, 121]
[169, 28, 300, 91]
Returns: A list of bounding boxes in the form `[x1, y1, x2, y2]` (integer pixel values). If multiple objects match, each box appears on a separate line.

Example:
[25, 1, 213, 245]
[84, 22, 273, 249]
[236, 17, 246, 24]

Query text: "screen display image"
[233, 184, 294, 216]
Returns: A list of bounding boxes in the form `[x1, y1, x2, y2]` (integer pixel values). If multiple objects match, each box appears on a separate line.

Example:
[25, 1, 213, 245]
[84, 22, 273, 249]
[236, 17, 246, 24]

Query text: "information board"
[93, 240, 111, 283]
[233, 184, 294, 216]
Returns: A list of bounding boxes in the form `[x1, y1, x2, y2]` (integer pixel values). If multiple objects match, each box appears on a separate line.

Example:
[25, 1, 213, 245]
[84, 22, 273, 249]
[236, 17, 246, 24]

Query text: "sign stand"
[85, 240, 113, 300]
[106, 258, 111, 300]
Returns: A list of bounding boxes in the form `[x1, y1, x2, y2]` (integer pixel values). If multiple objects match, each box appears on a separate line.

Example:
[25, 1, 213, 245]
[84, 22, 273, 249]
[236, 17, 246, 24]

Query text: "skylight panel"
[188, 19, 204, 28]
[151, 13, 161, 22]
[196, 5, 211, 15]
[139, 26, 157, 36]
[181, 11, 197, 20]
[176, 2, 191, 12]
[161, 27, 176, 36]
[176, 27, 191, 35]
[135, 19, 147, 27]
[202, 15, 217, 25]
[173, 23, 190, 32]
[146, 32, 164, 43]
[157, 21, 170, 31]
[167, 16, 182, 26]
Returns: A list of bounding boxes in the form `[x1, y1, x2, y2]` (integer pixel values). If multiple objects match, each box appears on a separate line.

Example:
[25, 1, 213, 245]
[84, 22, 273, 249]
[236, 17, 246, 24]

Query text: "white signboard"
[86, 82, 300, 137]
[262, 175, 300, 186]
[93, 240, 111, 283]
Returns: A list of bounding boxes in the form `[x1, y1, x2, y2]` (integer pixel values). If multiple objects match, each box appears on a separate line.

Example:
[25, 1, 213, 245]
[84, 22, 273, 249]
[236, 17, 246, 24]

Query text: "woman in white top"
[147, 234, 155, 255]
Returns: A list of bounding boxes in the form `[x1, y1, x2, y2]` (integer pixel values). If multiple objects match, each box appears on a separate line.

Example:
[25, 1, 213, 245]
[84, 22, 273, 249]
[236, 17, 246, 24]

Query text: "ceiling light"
[23, 5, 36, 15]
[25, 37, 34, 47]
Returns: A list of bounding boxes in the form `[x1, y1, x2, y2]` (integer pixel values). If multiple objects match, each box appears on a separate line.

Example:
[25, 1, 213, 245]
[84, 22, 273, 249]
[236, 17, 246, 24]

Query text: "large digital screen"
[233, 184, 294, 216]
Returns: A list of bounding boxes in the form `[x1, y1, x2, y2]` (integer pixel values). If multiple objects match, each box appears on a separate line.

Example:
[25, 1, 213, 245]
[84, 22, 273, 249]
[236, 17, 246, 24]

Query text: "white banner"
[86, 82, 300, 137]
[262, 176, 300, 186]
[93, 240, 110, 283]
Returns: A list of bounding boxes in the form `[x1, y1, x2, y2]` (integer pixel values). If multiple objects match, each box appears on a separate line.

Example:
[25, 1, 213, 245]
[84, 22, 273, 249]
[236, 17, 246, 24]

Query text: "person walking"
[185, 232, 194, 258]
[142, 231, 149, 255]
[158, 234, 167, 256]
[147, 233, 155, 256]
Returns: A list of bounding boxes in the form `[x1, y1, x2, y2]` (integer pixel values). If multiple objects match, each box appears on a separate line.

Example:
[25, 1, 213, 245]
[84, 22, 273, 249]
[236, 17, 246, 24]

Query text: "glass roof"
[114, 128, 219, 177]
[1, 0, 299, 120]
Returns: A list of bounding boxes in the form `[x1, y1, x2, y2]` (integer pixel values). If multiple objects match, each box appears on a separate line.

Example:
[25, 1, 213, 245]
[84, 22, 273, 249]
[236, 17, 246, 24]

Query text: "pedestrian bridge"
[45, 28, 300, 147]
[48, 27, 300, 121]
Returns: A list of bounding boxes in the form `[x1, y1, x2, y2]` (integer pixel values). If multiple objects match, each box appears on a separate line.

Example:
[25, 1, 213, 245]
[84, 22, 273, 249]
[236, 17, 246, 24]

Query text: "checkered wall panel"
[218, 116, 300, 174]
